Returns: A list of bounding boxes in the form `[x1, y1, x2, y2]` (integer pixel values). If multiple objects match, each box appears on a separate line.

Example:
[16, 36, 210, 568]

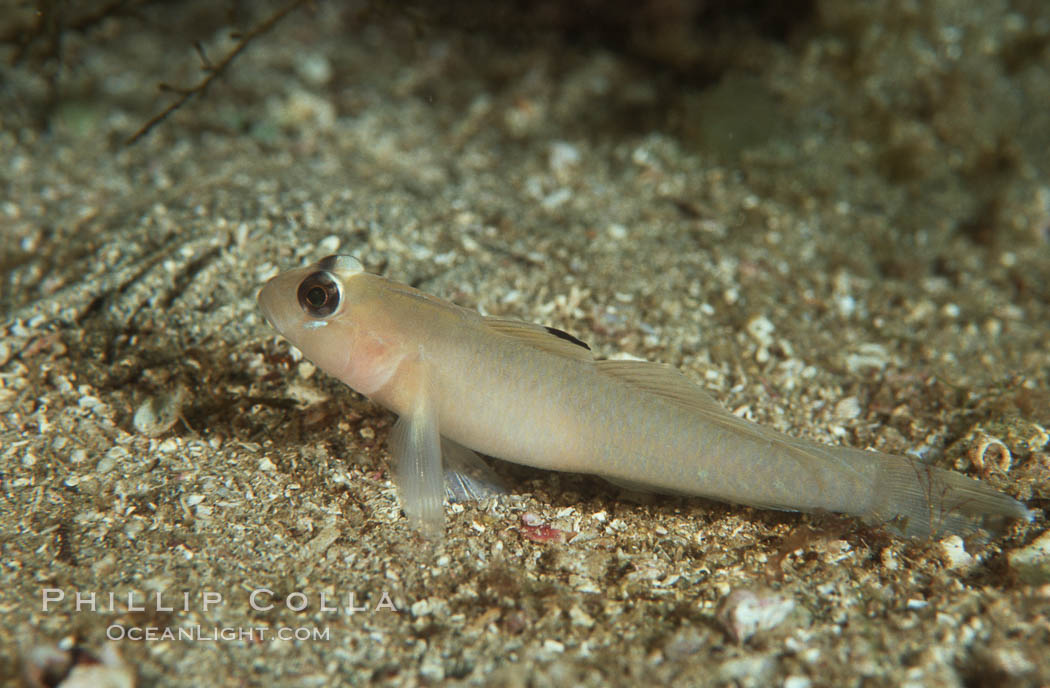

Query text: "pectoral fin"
[388, 363, 445, 539]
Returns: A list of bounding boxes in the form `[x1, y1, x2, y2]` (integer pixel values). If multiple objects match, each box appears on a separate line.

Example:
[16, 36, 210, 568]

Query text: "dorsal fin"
[596, 359, 870, 489]
[483, 317, 594, 361]
[595, 359, 730, 415]
[541, 325, 590, 351]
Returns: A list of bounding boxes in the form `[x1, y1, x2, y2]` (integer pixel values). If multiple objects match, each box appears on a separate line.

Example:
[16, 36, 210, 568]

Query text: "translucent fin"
[601, 475, 669, 495]
[442, 438, 508, 502]
[595, 359, 728, 415]
[595, 359, 856, 486]
[389, 387, 445, 539]
[597, 359, 1029, 537]
[483, 318, 594, 361]
[858, 448, 1032, 538]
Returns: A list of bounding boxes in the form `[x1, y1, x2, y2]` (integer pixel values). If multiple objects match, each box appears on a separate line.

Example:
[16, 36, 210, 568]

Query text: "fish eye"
[297, 271, 341, 318]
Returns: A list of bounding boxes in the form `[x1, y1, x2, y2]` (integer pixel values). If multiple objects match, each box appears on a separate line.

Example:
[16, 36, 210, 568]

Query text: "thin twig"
[126, 0, 312, 146]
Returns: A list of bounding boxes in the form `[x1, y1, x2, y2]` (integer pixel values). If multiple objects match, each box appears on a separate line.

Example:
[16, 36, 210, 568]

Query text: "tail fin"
[854, 448, 1032, 538]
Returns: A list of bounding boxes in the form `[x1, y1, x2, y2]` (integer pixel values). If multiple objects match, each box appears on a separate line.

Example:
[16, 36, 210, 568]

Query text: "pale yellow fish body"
[258, 255, 1031, 539]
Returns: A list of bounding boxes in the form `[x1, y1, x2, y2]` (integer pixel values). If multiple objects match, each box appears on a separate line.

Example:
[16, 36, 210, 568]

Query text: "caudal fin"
[858, 449, 1032, 538]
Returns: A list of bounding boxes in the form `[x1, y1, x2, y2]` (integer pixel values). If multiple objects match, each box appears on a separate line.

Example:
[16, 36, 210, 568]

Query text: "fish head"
[258, 255, 404, 395]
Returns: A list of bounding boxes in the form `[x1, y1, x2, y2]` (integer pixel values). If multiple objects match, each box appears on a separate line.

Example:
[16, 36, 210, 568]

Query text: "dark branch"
[126, 0, 312, 146]
[192, 41, 214, 70]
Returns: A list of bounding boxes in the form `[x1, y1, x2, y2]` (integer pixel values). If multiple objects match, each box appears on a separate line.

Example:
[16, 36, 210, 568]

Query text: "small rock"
[568, 605, 595, 628]
[745, 315, 775, 347]
[96, 446, 130, 474]
[22, 643, 71, 688]
[294, 53, 332, 85]
[58, 644, 135, 688]
[275, 89, 335, 130]
[663, 627, 706, 660]
[833, 396, 862, 421]
[548, 141, 581, 180]
[940, 535, 975, 570]
[844, 343, 891, 373]
[1008, 530, 1050, 585]
[419, 651, 444, 682]
[317, 235, 341, 254]
[78, 396, 107, 413]
[132, 386, 186, 437]
[0, 387, 17, 412]
[541, 639, 565, 653]
[540, 188, 572, 211]
[306, 522, 341, 558]
[717, 653, 776, 687]
[978, 646, 1036, 677]
[717, 587, 796, 643]
[23, 643, 134, 688]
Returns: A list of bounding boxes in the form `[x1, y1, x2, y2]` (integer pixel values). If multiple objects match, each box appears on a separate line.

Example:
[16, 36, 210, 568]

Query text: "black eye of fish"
[297, 271, 341, 317]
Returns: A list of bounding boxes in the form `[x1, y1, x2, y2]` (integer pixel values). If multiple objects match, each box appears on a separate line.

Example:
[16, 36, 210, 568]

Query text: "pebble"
[548, 141, 581, 180]
[275, 89, 335, 130]
[568, 605, 594, 628]
[541, 188, 572, 210]
[23, 643, 135, 688]
[833, 396, 862, 421]
[1008, 530, 1050, 585]
[718, 654, 776, 687]
[418, 652, 444, 682]
[294, 53, 333, 85]
[939, 535, 975, 570]
[317, 235, 341, 254]
[542, 639, 565, 653]
[717, 588, 797, 643]
[78, 396, 106, 413]
[0, 387, 16, 412]
[297, 361, 316, 379]
[663, 627, 705, 660]
[745, 315, 775, 347]
[844, 343, 891, 373]
[132, 386, 185, 437]
[96, 446, 130, 474]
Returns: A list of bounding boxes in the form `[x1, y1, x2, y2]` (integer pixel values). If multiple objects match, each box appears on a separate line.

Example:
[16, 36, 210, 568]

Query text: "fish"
[257, 255, 1032, 539]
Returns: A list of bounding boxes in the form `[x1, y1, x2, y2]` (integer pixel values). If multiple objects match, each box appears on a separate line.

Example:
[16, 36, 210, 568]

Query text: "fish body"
[258, 255, 1031, 538]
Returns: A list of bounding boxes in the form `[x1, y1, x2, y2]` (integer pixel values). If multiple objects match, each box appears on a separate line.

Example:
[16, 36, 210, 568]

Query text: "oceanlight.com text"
[106, 624, 330, 642]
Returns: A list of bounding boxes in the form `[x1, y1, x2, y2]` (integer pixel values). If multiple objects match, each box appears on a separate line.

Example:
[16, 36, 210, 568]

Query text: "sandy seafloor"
[2, 1, 1050, 686]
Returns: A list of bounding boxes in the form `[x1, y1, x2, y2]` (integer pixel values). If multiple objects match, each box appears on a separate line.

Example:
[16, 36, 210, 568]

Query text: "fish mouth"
[260, 306, 277, 330]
